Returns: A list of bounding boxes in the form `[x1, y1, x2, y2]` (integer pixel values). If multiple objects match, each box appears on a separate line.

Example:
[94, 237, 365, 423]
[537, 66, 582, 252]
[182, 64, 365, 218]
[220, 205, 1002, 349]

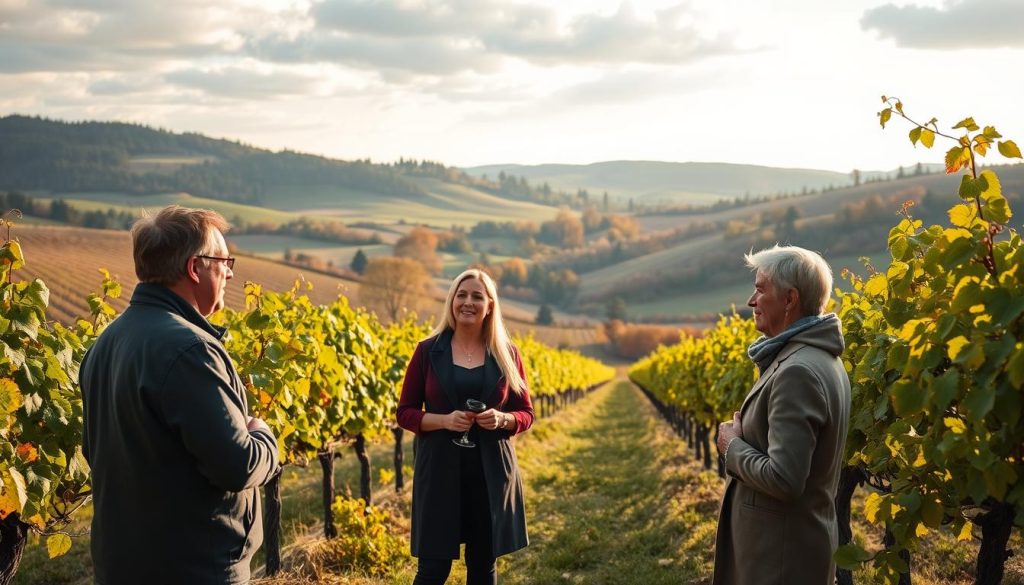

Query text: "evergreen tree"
[606, 297, 627, 321]
[535, 304, 554, 325]
[350, 249, 369, 274]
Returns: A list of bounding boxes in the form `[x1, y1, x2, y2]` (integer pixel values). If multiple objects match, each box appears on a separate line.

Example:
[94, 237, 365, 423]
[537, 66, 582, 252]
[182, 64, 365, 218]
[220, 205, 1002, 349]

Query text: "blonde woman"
[397, 269, 534, 585]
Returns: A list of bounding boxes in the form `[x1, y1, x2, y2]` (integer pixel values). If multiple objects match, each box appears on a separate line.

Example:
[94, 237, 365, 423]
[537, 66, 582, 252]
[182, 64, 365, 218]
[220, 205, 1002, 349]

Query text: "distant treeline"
[2, 192, 136, 230]
[635, 163, 939, 217]
[2, 191, 382, 246]
[0, 115, 425, 204]
[228, 216, 382, 246]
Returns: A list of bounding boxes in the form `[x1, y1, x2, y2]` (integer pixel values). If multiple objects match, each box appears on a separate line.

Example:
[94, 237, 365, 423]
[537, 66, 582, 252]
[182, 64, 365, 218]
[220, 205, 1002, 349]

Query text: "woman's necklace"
[457, 341, 475, 362]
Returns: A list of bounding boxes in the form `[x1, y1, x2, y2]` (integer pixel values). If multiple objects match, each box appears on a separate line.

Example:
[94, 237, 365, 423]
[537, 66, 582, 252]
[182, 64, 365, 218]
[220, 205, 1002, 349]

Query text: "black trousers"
[413, 441, 497, 585]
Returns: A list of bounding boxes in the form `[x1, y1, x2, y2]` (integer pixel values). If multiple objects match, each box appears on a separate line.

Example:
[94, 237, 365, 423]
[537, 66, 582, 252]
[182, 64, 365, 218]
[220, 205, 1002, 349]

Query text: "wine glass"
[452, 398, 487, 448]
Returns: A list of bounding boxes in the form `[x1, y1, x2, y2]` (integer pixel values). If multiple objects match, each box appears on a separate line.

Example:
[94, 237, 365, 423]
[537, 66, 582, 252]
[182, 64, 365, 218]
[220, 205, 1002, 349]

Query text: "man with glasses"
[80, 205, 280, 585]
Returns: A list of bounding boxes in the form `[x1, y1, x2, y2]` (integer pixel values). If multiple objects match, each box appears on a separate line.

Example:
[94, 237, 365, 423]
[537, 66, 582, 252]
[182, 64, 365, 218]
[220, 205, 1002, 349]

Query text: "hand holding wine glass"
[453, 398, 487, 448]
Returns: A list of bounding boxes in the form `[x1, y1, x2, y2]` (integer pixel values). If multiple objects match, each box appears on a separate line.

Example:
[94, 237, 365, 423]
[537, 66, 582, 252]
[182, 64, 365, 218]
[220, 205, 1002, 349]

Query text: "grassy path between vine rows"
[498, 379, 720, 585]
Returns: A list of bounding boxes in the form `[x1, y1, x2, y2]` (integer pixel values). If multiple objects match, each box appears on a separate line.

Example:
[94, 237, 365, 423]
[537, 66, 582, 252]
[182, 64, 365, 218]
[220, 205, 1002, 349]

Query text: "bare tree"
[394, 226, 443, 275]
[358, 256, 432, 322]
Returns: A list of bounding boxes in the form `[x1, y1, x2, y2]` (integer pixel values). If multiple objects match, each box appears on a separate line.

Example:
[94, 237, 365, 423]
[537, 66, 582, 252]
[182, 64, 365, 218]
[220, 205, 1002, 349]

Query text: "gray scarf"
[747, 313, 835, 373]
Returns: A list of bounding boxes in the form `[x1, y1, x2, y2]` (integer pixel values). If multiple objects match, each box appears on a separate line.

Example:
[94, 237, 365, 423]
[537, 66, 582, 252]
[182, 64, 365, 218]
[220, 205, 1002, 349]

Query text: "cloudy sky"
[1, 0, 1022, 172]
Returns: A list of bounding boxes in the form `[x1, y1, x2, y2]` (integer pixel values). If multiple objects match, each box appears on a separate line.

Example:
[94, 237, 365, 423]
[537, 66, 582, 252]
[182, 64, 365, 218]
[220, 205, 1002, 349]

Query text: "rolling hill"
[463, 161, 911, 206]
[0, 115, 564, 228]
[565, 163, 1024, 317]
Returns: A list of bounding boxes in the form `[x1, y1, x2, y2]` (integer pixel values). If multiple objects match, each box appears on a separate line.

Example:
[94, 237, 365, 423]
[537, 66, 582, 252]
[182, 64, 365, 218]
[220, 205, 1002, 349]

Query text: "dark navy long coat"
[396, 329, 534, 559]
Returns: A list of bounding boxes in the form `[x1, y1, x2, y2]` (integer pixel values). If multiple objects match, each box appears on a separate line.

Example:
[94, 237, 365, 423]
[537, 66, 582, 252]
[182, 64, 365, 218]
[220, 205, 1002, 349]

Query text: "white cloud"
[250, 0, 738, 74]
[164, 65, 327, 99]
[0, 0, 1021, 172]
[862, 0, 1024, 49]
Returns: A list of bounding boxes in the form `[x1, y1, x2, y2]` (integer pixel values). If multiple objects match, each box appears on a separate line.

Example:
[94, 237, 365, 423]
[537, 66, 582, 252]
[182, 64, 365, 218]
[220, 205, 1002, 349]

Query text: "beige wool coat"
[712, 318, 851, 585]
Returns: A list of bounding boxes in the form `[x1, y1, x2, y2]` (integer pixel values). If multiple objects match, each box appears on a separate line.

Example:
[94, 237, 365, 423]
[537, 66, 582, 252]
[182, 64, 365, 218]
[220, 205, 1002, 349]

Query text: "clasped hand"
[716, 411, 743, 455]
[447, 408, 505, 432]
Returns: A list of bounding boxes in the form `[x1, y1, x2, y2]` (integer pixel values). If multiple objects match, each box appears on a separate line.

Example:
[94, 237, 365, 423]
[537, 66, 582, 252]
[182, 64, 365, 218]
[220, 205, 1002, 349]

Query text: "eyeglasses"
[195, 255, 235, 270]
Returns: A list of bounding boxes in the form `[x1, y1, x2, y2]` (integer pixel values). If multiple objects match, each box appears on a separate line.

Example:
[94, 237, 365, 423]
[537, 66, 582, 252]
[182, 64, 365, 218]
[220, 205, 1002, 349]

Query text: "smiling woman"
[396, 268, 534, 585]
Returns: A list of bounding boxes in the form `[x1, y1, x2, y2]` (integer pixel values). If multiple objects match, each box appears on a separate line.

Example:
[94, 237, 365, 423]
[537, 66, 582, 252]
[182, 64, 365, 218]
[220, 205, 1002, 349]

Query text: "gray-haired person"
[80, 205, 280, 585]
[713, 245, 852, 585]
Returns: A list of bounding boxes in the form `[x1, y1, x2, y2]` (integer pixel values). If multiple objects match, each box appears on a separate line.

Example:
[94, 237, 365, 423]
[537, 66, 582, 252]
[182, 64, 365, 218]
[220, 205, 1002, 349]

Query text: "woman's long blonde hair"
[431, 269, 527, 394]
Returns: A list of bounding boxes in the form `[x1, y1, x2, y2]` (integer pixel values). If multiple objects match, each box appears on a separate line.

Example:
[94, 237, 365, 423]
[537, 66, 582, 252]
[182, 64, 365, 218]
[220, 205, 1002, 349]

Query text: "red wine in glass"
[452, 398, 487, 448]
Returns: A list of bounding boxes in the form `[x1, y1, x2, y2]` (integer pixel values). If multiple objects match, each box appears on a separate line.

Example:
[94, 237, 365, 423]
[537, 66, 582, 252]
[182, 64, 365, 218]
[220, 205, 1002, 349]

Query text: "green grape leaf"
[962, 385, 995, 422]
[921, 495, 944, 528]
[931, 370, 959, 411]
[891, 379, 926, 416]
[834, 543, 873, 569]
[1009, 345, 1024, 389]
[958, 175, 983, 200]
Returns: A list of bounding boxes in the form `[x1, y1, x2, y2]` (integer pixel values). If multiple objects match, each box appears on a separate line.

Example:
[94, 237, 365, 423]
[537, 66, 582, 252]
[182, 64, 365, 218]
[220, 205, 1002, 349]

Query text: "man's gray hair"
[132, 205, 230, 286]
[744, 245, 832, 316]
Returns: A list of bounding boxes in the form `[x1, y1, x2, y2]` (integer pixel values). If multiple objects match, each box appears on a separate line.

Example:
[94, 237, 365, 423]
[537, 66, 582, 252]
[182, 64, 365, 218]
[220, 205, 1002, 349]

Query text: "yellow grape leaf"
[258, 390, 273, 408]
[979, 170, 1002, 197]
[47, 534, 73, 559]
[921, 128, 935, 148]
[998, 140, 1022, 159]
[958, 522, 974, 541]
[947, 336, 970, 362]
[0, 378, 22, 414]
[946, 146, 970, 174]
[912, 449, 927, 467]
[916, 523, 929, 537]
[0, 468, 28, 518]
[864, 492, 883, 524]
[948, 204, 975, 227]
[864, 274, 888, 297]
[944, 417, 966, 434]
[1, 240, 26, 270]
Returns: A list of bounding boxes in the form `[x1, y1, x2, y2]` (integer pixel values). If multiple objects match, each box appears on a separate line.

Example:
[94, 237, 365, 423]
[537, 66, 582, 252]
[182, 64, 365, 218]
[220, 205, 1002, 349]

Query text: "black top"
[454, 364, 484, 441]
[453, 364, 484, 404]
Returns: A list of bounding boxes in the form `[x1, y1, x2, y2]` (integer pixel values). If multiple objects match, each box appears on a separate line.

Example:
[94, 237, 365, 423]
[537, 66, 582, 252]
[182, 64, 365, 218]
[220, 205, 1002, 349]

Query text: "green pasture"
[41, 192, 299, 226]
[259, 179, 559, 228]
[578, 233, 724, 295]
[633, 189, 729, 207]
[626, 281, 755, 319]
[228, 235, 392, 266]
[622, 250, 893, 319]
